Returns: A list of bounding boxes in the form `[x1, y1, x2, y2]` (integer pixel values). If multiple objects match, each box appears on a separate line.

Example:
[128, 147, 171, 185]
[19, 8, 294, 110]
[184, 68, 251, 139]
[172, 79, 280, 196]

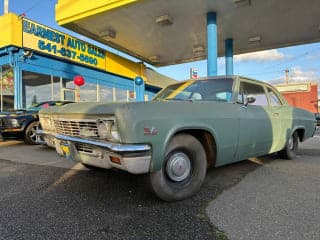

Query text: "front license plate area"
[60, 142, 73, 161]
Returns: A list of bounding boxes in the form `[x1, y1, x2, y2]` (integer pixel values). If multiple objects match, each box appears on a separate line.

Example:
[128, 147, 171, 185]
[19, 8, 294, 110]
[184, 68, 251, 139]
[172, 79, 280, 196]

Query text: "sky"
[1, 0, 320, 93]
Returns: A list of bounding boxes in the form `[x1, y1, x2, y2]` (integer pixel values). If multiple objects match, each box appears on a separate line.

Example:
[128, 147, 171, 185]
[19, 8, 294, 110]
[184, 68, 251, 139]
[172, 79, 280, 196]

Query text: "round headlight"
[40, 116, 54, 131]
[96, 119, 121, 142]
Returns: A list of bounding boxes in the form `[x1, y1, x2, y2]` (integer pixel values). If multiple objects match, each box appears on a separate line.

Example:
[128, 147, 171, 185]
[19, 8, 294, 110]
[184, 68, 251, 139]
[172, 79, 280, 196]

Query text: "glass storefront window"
[23, 71, 52, 108]
[80, 82, 98, 102]
[62, 78, 76, 101]
[4, 69, 137, 110]
[0, 65, 15, 111]
[52, 76, 61, 101]
[115, 88, 128, 102]
[100, 85, 113, 102]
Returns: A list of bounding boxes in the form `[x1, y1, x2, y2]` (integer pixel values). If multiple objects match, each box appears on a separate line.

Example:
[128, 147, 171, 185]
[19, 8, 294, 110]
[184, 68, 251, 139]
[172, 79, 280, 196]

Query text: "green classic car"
[37, 76, 317, 201]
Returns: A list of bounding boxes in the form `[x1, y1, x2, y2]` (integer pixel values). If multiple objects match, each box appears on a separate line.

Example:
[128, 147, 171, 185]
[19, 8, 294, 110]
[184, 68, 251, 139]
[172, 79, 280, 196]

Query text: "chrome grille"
[53, 119, 99, 138]
[75, 143, 94, 154]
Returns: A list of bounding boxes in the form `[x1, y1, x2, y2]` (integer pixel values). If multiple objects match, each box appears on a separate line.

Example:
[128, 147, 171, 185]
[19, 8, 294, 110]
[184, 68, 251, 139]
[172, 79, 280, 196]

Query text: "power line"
[20, 0, 52, 15]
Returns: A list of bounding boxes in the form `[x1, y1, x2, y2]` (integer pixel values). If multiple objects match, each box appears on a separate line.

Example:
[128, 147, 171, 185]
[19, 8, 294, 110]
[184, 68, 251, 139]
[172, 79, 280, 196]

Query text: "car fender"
[289, 125, 306, 141]
[151, 124, 220, 172]
[21, 116, 38, 133]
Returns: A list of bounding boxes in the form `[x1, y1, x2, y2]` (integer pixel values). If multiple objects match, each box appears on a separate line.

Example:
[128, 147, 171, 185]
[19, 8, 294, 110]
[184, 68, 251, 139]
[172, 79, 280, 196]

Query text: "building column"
[207, 12, 218, 76]
[225, 38, 234, 75]
[14, 66, 22, 109]
[134, 76, 145, 102]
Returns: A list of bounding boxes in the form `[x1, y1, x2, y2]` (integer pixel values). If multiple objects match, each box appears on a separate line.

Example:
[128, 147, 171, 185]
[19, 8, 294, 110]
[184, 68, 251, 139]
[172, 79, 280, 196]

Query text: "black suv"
[0, 101, 73, 144]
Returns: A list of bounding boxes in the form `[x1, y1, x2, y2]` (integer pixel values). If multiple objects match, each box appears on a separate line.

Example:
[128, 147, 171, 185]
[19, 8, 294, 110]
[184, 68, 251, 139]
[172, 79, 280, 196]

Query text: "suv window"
[267, 88, 282, 106]
[238, 81, 268, 106]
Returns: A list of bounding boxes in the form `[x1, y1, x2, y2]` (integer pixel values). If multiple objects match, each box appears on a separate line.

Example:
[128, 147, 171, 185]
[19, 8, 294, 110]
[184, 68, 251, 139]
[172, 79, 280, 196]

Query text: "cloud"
[289, 67, 319, 82]
[235, 49, 288, 62]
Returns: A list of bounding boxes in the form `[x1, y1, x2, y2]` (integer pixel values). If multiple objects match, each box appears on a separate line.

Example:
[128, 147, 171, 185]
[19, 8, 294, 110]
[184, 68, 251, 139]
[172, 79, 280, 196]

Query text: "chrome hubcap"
[166, 152, 191, 182]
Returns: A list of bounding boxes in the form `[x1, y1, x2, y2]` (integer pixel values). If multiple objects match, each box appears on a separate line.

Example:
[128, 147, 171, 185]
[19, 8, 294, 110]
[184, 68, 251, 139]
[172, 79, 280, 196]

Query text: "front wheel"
[24, 121, 39, 145]
[278, 131, 299, 160]
[150, 134, 207, 201]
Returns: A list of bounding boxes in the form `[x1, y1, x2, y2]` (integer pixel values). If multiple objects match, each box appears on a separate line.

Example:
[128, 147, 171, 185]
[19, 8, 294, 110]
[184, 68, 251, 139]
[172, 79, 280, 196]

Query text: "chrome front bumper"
[37, 130, 152, 174]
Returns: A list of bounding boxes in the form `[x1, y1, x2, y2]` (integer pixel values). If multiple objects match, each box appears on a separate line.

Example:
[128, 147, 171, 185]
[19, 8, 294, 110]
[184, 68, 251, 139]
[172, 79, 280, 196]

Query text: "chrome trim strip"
[36, 130, 151, 153]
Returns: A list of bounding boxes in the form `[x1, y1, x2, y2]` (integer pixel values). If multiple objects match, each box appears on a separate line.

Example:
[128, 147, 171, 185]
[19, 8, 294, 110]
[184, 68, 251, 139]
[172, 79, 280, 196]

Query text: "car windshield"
[153, 78, 234, 102]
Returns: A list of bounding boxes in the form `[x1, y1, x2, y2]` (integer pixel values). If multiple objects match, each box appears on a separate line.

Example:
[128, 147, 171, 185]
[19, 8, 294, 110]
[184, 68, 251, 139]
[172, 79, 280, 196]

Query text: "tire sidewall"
[279, 131, 299, 160]
[150, 133, 207, 201]
[287, 132, 299, 159]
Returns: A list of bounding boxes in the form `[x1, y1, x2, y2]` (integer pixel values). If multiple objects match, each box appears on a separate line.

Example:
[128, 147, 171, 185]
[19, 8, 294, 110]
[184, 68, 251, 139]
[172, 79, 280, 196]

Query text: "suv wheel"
[24, 121, 39, 145]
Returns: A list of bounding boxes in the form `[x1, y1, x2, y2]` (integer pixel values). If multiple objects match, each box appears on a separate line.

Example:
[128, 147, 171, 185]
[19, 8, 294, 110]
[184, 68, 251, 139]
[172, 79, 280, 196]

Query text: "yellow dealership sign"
[22, 19, 106, 70]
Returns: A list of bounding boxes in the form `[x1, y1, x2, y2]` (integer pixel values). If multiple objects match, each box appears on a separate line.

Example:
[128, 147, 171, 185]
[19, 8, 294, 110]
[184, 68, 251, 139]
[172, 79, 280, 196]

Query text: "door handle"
[273, 112, 279, 117]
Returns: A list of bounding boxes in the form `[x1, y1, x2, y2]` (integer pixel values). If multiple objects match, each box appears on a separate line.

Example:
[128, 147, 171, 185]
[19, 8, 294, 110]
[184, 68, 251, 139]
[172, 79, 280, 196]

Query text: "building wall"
[280, 84, 318, 113]
[0, 13, 175, 111]
[0, 47, 158, 111]
[0, 13, 174, 89]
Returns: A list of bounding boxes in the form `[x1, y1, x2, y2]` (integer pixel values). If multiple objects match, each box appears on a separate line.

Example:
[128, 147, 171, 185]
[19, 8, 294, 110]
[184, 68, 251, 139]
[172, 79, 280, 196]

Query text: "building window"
[52, 76, 61, 101]
[80, 81, 98, 102]
[115, 88, 128, 102]
[23, 71, 52, 108]
[100, 85, 113, 102]
[0, 65, 15, 111]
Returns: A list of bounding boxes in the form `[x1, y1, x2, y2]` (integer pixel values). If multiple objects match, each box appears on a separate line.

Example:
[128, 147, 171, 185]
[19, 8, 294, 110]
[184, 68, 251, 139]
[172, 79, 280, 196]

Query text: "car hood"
[0, 110, 37, 118]
[39, 102, 139, 117]
[39, 100, 233, 119]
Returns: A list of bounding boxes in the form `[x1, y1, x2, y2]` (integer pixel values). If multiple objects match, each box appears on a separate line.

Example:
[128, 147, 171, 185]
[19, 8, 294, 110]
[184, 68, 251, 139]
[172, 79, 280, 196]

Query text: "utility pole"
[4, 0, 9, 14]
[285, 69, 289, 84]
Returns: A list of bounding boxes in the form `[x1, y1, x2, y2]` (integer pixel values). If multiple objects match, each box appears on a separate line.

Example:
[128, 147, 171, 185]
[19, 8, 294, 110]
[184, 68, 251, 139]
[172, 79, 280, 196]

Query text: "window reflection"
[4, 69, 143, 110]
[115, 88, 128, 102]
[80, 82, 98, 102]
[23, 71, 51, 108]
[100, 85, 113, 102]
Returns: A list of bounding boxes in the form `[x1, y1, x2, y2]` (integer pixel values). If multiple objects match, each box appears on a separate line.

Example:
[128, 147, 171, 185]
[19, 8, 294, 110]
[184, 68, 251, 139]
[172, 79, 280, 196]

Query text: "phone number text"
[38, 40, 98, 66]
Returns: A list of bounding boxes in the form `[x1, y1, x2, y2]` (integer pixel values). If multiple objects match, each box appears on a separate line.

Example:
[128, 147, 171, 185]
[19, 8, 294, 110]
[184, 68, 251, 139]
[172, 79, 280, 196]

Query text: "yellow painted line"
[166, 80, 195, 99]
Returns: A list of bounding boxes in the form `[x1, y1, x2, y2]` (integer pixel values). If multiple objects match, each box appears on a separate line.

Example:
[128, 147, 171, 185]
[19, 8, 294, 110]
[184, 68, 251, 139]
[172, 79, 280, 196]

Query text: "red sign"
[190, 68, 198, 79]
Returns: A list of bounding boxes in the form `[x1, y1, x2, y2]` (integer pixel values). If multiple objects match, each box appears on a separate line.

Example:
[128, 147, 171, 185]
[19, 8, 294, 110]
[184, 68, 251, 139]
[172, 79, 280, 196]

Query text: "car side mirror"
[244, 95, 256, 107]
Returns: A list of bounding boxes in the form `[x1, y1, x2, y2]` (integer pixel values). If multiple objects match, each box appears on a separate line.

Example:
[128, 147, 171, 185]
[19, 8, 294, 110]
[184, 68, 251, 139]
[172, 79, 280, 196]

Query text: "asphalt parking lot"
[0, 134, 319, 240]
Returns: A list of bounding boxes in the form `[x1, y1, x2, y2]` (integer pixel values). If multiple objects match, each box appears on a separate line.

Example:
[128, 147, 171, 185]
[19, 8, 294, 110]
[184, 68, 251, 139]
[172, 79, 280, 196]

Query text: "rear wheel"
[24, 121, 39, 145]
[150, 133, 207, 201]
[278, 131, 299, 160]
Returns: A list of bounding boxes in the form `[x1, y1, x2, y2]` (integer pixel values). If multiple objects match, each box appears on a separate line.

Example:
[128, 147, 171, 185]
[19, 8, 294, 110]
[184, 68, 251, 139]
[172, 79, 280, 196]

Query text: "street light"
[4, 0, 9, 14]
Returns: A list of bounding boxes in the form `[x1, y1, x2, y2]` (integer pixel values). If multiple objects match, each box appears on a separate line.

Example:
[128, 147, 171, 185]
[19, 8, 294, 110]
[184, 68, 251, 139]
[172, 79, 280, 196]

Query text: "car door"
[235, 80, 273, 161]
[265, 87, 284, 152]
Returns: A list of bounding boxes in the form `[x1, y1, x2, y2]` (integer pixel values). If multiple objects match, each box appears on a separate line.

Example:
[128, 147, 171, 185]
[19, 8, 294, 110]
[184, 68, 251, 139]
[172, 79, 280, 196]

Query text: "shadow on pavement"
[0, 148, 277, 240]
